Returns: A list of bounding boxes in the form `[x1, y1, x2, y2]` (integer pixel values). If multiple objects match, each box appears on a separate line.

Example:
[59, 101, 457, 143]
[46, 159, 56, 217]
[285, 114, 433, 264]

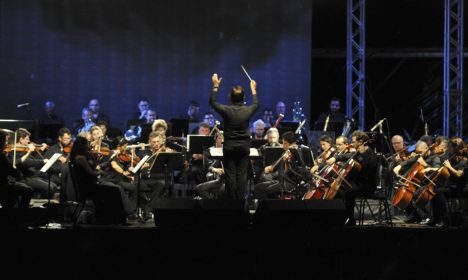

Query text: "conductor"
[209, 73, 259, 199]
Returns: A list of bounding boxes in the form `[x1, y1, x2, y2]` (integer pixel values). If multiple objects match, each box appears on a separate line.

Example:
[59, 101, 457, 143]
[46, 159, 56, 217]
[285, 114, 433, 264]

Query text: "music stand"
[278, 121, 299, 137]
[314, 121, 344, 136]
[263, 147, 284, 167]
[251, 139, 267, 149]
[149, 152, 182, 198]
[187, 135, 214, 155]
[132, 155, 151, 219]
[170, 118, 189, 137]
[36, 124, 63, 143]
[40, 153, 62, 205]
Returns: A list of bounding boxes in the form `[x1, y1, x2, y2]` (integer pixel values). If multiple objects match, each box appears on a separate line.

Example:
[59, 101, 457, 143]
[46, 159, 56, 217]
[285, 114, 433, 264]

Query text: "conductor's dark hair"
[282, 131, 296, 144]
[230, 86, 245, 103]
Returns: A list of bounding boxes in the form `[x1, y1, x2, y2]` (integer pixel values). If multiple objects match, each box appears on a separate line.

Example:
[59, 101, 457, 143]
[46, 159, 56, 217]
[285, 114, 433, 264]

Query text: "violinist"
[327, 131, 378, 226]
[255, 128, 282, 183]
[426, 137, 467, 227]
[393, 141, 441, 224]
[44, 127, 73, 191]
[194, 132, 226, 199]
[0, 130, 33, 208]
[138, 131, 176, 218]
[88, 125, 111, 170]
[254, 131, 307, 201]
[388, 135, 409, 167]
[8, 128, 58, 199]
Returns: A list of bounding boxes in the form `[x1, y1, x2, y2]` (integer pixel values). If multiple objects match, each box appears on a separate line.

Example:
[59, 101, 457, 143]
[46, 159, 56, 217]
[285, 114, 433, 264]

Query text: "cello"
[303, 146, 336, 199]
[391, 142, 437, 210]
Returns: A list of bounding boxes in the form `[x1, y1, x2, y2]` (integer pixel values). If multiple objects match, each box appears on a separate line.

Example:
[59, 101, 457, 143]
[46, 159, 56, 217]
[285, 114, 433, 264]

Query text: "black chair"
[355, 154, 393, 226]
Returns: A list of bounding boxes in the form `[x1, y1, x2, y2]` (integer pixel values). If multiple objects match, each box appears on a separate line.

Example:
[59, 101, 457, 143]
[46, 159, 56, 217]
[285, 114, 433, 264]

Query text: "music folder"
[263, 147, 284, 166]
[40, 153, 62, 173]
[187, 135, 214, 154]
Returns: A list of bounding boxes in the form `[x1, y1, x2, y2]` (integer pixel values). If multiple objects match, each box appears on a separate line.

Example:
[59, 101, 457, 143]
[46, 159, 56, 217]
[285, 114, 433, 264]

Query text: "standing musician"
[138, 131, 176, 217]
[393, 140, 441, 224]
[194, 132, 225, 199]
[8, 128, 58, 199]
[209, 73, 259, 199]
[254, 131, 307, 201]
[0, 130, 33, 208]
[326, 131, 378, 226]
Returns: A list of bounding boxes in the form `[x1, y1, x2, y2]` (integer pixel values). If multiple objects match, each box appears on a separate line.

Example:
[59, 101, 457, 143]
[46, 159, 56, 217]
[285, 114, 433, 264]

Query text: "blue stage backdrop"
[0, 0, 311, 131]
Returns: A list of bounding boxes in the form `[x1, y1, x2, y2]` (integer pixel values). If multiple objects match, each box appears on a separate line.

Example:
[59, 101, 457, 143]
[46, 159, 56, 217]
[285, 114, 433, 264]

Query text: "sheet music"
[209, 147, 260, 157]
[40, 153, 62, 173]
[132, 155, 150, 174]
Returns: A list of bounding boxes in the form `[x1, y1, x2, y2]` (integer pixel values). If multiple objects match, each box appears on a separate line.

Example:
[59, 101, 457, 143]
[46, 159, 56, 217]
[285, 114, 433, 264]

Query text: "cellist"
[393, 140, 441, 224]
[309, 135, 335, 174]
[425, 137, 466, 227]
[326, 131, 378, 226]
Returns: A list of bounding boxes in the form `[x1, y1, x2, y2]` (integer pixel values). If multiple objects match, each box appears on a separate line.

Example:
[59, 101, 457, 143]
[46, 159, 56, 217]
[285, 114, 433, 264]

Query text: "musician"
[209, 73, 259, 199]
[96, 120, 113, 148]
[135, 98, 150, 120]
[316, 97, 346, 124]
[251, 119, 265, 140]
[69, 136, 133, 224]
[316, 98, 346, 134]
[203, 112, 217, 128]
[275, 101, 287, 120]
[388, 135, 408, 167]
[39, 100, 64, 125]
[73, 107, 96, 135]
[327, 131, 378, 226]
[261, 108, 274, 128]
[310, 135, 335, 174]
[393, 141, 441, 224]
[187, 123, 211, 184]
[88, 98, 110, 126]
[254, 128, 281, 183]
[8, 128, 58, 199]
[427, 137, 466, 227]
[186, 100, 200, 123]
[44, 127, 73, 187]
[0, 130, 33, 208]
[194, 132, 225, 199]
[254, 131, 307, 201]
[138, 131, 176, 217]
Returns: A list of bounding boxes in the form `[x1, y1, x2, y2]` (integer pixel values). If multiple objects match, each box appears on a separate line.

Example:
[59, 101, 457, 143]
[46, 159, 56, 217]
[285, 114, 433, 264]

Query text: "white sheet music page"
[40, 153, 62, 173]
[132, 155, 150, 174]
[209, 147, 223, 157]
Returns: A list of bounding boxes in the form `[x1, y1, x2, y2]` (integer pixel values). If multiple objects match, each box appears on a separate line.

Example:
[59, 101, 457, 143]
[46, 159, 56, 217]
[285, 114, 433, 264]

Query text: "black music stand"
[278, 121, 299, 137]
[263, 147, 284, 167]
[40, 153, 62, 205]
[314, 121, 344, 136]
[170, 118, 189, 137]
[251, 139, 267, 149]
[132, 155, 151, 220]
[148, 152, 183, 198]
[187, 135, 214, 155]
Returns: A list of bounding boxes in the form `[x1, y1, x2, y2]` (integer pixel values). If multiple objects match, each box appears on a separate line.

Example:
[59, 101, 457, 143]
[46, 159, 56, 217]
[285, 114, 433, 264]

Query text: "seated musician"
[194, 132, 225, 199]
[73, 107, 96, 135]
[426, 137, 466, 227]
[44, 127, 73, 198]
[254, 128, 281, 183]
[254, 131, 307, 201]
[69, 136, 133, 224]
[138, 131, 176, 218]
[0, 130, 33, 208]
[187, 123, 211, 184]
[326, 131, 378, 226]
[310, 134, 335, 174]
[251, 119, 266, 140]
[393, 140, 441, 224]
[8, 128, 58, 199]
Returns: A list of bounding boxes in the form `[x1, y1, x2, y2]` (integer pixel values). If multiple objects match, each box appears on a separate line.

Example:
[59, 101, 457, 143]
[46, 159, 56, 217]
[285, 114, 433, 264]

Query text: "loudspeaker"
[0, 208, 49, 228]
[154, 198, 199, 227]
[154, 199, 249, 227]
[253, 199, 346, 227]
[199, 199, 249, 227]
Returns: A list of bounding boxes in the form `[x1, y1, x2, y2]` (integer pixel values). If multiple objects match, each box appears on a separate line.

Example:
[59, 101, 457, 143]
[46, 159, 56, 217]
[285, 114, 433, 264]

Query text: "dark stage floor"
[1, 207, 468, 280]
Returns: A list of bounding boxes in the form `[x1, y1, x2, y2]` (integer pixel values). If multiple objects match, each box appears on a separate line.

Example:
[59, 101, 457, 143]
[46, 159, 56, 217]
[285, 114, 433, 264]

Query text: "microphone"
[17, 103, 30, 108]
[370, 118, 386, 132]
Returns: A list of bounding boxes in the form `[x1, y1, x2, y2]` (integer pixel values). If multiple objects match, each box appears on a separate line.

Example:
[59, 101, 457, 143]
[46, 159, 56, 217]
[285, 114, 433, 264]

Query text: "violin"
[63, 144, 73, 154]
[118, 151, 140, 166]
[4, 145, 32, 153]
